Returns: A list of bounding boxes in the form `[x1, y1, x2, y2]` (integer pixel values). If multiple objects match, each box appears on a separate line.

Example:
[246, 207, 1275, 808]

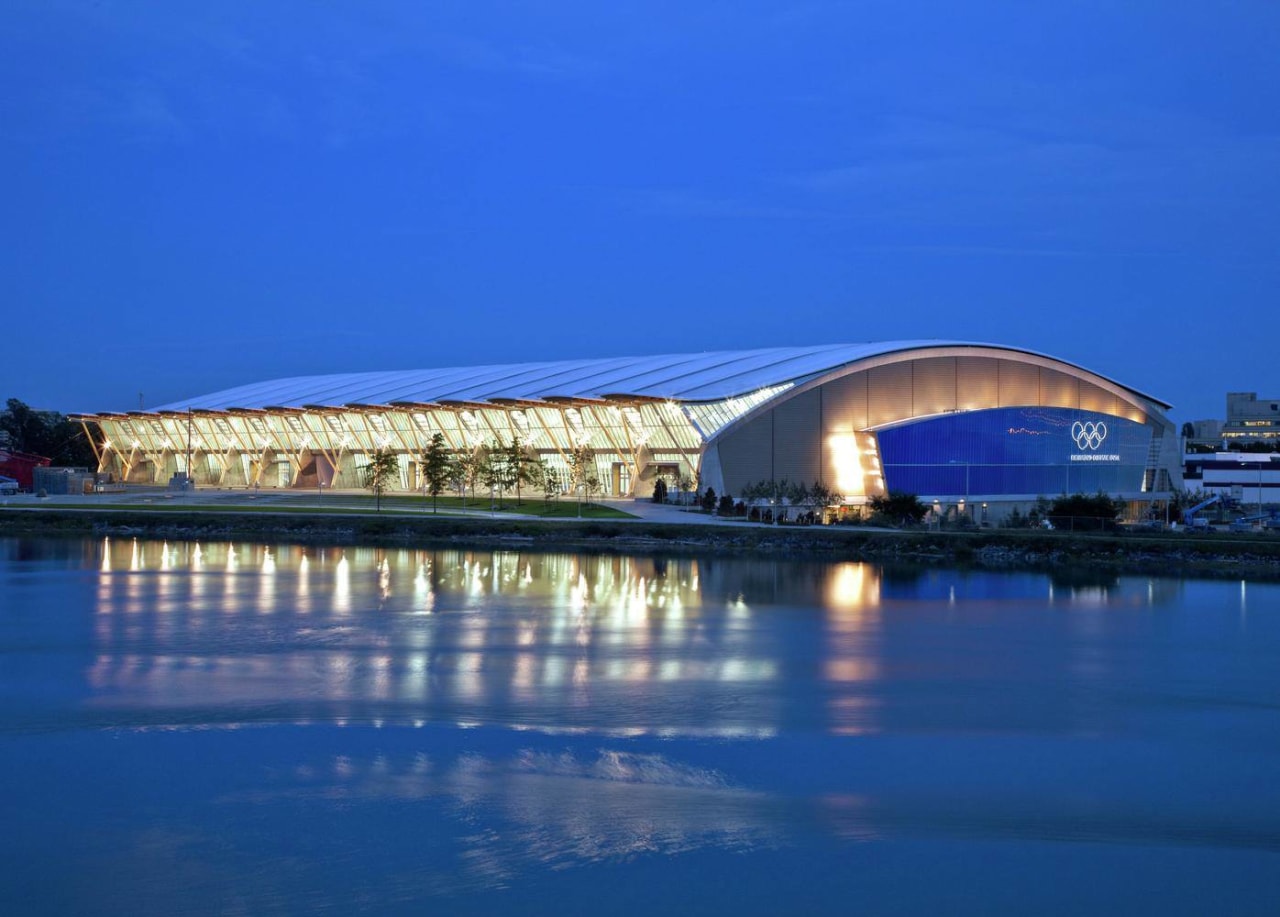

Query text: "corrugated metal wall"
[820, 372, 867, 431]
[867, 363, 913, 428]
[957, 357, 1000, 411]
[911, 357, 957, 416]
[997, 360, 1039, 406]
[1079, 379, 1118, 415]
[716, 409, 773, 495]
[771, 388, 821, 484]
[1038, 367, 1079, 408]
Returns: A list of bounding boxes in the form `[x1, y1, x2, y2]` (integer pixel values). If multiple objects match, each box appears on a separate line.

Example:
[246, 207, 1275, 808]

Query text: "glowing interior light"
[828, 433, 864, 497]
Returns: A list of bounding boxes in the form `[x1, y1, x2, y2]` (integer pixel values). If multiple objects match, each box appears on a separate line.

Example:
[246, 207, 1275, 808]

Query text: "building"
[1222, 392, 1280, 445]
[1182, 453, 1280, 510]
[1183, 418, 1223, 449]
[73, 341, 1182, 513]
[0, 449, 52, 492]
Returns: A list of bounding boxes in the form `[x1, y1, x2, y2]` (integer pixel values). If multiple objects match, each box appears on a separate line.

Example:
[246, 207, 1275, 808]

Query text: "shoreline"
[4, 507, 1280, 581]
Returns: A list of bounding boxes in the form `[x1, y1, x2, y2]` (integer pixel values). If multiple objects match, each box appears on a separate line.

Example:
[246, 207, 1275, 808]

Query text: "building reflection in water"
[86, 538, 1182, 738]
[256, 747, 790, 888]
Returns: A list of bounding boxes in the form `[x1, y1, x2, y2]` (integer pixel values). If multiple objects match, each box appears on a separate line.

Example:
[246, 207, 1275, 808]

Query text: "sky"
[2, 1, 1278, 422]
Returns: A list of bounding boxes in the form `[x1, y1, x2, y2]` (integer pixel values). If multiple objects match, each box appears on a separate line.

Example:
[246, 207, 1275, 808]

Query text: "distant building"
[1184, 418, 1222, 446]
[1183, 453, 1280, 509]
[1222, 392, 1280, 445]
[73, 341, 1183, 513]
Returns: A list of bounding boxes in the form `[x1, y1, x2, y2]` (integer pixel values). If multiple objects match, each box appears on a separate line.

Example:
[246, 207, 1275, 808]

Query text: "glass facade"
[877, 407, 1151, 497]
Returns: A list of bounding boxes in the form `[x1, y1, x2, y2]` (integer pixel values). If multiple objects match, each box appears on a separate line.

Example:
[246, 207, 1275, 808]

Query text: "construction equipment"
[1182, 494, 1221, 530]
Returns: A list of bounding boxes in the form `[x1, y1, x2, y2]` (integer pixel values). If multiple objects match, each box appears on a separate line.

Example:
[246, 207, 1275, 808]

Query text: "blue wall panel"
[876, 407, 1150, 497]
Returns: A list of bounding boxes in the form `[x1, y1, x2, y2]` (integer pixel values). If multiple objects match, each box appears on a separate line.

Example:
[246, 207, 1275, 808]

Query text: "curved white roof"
[151, 341, 1170, 412]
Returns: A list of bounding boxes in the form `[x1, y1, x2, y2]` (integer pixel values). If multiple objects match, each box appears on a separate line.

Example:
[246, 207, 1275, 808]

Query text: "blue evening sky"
[3, 1, 1277, 421]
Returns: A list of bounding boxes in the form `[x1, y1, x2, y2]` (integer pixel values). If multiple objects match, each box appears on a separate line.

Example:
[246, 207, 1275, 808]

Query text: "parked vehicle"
[0, 475, 20, 495]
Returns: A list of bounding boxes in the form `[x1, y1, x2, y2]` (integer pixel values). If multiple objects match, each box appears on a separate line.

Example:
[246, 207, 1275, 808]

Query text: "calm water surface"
[2, 536, 1279, 915]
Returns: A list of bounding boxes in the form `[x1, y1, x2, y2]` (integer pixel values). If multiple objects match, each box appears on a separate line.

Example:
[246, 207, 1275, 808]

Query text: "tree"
[539, 460, 561, 506]
[447, 452, 477, 506]
[740, 480, 768, 506]
[652, 477, 668, 504]
[567, 443, 598, 514]
[804, 480, 843, 521]
[868, 491, 929, 527]
[700, 486, 717, 512]
[478, 440, 511, 509]
[363, 448, 399, 511]
[675, 471, 696, 505]
[768, 478, 792, 523]
[504, 435, 540, 505]
[583, 468, 603, 505]
[0, 398, 98, 467]
[421, 432, 451, 513]
[787, 480, 809, 508]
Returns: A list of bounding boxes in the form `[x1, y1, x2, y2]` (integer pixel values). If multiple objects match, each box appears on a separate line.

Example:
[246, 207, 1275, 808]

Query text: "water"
[2, 537, 1279, 915]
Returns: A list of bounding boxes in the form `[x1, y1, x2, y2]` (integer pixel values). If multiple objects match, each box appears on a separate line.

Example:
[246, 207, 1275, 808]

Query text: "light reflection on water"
[4, 537, 1280, 915]
[69, 536, 1201, 740]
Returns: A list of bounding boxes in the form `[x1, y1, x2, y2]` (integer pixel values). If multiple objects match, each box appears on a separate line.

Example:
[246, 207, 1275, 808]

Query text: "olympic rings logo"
[1071, 421, 1107, 451]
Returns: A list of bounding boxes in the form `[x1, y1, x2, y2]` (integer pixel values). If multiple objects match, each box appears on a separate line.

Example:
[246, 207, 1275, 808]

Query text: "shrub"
[867, 491, 929, 526]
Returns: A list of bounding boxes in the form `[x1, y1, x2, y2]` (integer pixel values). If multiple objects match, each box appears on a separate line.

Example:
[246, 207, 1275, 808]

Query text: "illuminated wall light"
[828, 433, 864, 497]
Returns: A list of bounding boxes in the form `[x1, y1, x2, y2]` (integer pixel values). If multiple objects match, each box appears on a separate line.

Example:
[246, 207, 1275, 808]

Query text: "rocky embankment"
[3, 509, 1279, 579]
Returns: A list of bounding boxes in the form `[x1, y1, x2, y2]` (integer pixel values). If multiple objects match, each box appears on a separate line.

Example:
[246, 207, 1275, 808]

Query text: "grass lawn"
[3, 493, 635, 520]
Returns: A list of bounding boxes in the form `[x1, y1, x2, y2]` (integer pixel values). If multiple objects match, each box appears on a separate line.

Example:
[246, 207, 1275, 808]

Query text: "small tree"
[807, 480, 843, 521]
[740, 480, 767, 508]
[567, 443, 597, 515]
[539, 460, 561, 507]
[505, 435, 540, 505]
[584, 470, 602, 505]
[363, 448, 399, 512]
[481, 439, 516, 509]
[652, 477, 668, 504]
[448, 452, 478, 507]
[675, 472, 696, 505]
[787, 480, 809, 508]
[700, 486, 717, 512]
[768, 478, 792, 523]
[422, 432, 451, 513]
